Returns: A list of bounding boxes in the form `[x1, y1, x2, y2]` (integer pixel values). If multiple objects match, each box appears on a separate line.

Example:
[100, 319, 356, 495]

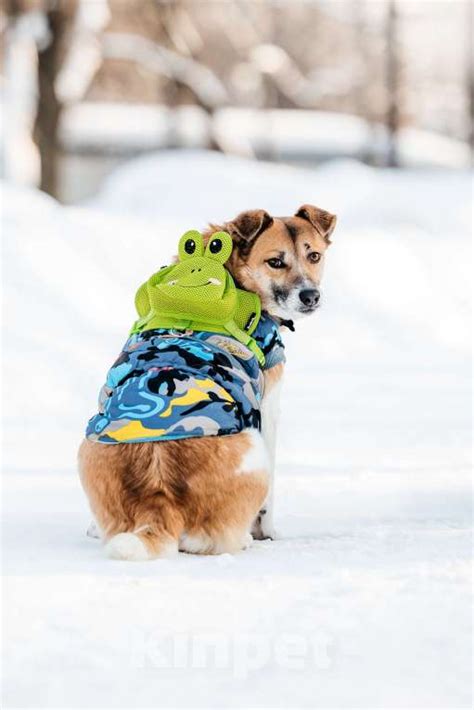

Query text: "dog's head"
[209, 205, 336, 321]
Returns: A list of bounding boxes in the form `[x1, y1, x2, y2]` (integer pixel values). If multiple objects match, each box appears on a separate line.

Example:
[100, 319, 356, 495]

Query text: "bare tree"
[33, 0, 77, 197]
[467, 0, 474, 160]
[385, 0, 400, 167]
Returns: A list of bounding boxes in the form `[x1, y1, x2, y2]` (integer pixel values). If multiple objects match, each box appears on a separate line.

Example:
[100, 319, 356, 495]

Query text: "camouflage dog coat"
[86, 314, 285, 444]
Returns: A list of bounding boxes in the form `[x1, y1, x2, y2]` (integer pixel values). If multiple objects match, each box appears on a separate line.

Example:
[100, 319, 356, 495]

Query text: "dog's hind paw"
[252, 528, 276, 541]
[86, 521, 101, 539]
[251, 512, 277, 541]
[105, 533, 149, 561]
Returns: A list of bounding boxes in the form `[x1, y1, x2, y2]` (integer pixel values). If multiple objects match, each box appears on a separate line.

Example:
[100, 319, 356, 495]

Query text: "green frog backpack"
[131, 230, 265, 366]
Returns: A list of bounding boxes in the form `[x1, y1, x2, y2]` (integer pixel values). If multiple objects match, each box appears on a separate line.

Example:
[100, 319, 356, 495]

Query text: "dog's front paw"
[251, 511, 277, 541]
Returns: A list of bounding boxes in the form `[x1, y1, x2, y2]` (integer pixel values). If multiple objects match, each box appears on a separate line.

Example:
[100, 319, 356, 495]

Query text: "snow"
[0, 11, 44, 186]
[56, 103, 471, 168]
[60, 103, 210, 153]
[213, 108, 471, 168]
[2, 152, 472, 708]
[55, 0, 111, 105]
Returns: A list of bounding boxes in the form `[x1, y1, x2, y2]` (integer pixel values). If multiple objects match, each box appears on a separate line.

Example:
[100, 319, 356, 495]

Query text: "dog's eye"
[308, 252, 321, 263]
[266, 258, 286, 269]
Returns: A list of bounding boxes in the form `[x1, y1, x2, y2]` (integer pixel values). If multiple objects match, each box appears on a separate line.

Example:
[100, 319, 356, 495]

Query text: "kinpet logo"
[130, 630, 335, 679]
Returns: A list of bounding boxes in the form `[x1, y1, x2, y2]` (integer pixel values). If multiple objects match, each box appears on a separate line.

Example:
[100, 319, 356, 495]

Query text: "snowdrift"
[2, 153, 472, 708]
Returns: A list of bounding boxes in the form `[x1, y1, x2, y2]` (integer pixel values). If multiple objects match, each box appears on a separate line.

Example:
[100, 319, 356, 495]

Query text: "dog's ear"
[226, 209, 273, 253]
[295, 204, 337, 244]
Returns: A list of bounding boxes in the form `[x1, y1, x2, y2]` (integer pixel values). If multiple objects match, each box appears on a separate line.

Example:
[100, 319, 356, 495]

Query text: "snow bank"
[2, 153, 472, 708]
[57, 103, 471, 168]
[214, 108, 472, 168]
[60, 103, 210, 153]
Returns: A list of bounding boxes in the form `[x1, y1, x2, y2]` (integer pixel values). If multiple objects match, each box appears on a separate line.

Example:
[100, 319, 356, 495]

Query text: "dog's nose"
[299, 288, 320, 308]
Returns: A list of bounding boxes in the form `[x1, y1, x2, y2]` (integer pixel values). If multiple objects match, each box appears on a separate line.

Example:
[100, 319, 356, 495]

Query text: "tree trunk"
[467, 0, 474, 161]
[352, 0, 374, 165]
[386, 1, 400, 168]
[33, 2, 76, 198]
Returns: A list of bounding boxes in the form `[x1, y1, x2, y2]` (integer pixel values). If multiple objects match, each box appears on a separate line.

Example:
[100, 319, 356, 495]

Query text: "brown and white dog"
[78, 204, 336, 560]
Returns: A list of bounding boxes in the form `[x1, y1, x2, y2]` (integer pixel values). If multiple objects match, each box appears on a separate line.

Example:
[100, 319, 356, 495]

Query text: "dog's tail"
[78, 439, 184, 561]
[103, 494, 185, 561]
[105, 526, 179, 561]
[103, 496, 184, 560]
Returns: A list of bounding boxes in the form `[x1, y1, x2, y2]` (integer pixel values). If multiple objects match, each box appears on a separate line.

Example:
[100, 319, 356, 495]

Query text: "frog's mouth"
[167, 278, 222, 287]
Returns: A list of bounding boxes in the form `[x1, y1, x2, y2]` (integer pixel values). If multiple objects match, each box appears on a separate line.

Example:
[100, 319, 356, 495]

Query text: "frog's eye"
[184, 239, 196, 255]
[209, 238, 222, 254]
[178, 230, 204, 261]
[204, 231, 233, 264]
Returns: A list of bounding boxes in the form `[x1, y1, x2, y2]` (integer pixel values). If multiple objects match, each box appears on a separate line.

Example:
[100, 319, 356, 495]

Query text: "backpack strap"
[224, 320, 265, 367]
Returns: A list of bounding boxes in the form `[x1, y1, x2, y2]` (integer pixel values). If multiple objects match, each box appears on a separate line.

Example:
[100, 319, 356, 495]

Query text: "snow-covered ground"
[2, 152, 472, 708]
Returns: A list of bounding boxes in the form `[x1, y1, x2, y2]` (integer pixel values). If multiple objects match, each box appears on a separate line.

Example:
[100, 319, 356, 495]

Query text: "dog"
[79, 204, 336, 559]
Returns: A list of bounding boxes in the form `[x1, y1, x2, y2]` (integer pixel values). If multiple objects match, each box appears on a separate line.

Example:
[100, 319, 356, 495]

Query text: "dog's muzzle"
[298, 288, 320, 311]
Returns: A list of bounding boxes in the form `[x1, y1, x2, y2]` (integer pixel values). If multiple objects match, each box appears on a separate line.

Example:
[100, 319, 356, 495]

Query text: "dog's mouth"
[267, 284, 321, 319]
[264, 302, 320, 322]
[298, 304, 319, 314]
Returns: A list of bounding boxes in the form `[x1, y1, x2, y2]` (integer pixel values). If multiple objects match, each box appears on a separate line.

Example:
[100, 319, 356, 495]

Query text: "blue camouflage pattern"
[86, 314, 285, 444]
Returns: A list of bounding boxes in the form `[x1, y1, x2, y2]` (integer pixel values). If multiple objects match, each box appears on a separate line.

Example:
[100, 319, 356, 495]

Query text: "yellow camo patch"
[160, 377, 233, 418]
[107, 420, 167, 442]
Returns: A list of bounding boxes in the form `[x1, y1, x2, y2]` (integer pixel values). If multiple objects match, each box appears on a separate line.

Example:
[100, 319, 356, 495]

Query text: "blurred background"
[1, 0, 472, 202]
[2, 4, 472, 707]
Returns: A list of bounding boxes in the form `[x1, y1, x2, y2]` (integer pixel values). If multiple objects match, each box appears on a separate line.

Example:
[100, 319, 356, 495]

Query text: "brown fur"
[79, 204, 335, 559]
[206, 205, 336, 315]
[263, 361, 284, 390]
[79, 432, 268, 557]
